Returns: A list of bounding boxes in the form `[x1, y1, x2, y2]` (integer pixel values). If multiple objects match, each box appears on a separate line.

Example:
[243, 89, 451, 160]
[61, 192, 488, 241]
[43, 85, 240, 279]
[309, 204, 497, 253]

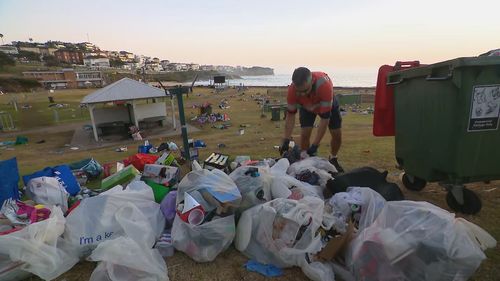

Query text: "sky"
[1, 0, 500, 75]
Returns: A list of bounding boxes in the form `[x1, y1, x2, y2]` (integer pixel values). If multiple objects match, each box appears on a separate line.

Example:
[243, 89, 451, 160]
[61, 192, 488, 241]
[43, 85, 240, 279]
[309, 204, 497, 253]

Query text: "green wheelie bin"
[387, 56, 500, 214]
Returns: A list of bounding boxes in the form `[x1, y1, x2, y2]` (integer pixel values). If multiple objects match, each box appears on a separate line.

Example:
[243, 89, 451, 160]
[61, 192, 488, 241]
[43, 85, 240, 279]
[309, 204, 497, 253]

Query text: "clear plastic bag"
[324, 187, 387, 233]
[235, 197, 332, 281]
[64, 181, 165, 256]
[229, 159, 322, 214]
[0, 206, 79, 280]
[88, 202, 168, 281]
[287, 157, 337, 187]
[346, 201, 496, 281]
[171, 214, 235, 262]
[229, 165, 274, 212]
[172, 161, 241, 262]
[177, 162, 241, 205]
[270, 174, 324, 201]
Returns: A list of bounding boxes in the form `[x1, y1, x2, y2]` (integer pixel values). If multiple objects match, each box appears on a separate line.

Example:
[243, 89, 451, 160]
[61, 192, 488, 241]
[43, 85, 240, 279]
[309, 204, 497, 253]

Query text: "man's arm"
[310, 74, 334, 148]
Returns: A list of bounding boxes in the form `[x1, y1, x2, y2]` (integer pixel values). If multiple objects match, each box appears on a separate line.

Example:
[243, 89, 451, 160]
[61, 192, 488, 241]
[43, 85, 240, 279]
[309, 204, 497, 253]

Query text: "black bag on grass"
[325, 166, 404, 201]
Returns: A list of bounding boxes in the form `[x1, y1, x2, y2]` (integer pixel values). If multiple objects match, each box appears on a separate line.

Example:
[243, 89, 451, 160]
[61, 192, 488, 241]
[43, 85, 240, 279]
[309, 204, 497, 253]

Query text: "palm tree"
[0, 34, 4, 45]
[29, 38, 33, 43]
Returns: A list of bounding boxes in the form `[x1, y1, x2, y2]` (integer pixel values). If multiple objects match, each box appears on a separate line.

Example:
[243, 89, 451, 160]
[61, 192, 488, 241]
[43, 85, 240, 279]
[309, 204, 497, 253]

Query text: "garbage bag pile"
[0, 151, 496, 281]
[0, 155, 173, 281]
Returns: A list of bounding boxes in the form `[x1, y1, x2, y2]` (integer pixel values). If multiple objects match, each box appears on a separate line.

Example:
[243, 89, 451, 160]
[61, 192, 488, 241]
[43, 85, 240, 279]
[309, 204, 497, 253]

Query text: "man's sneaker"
[329, 157, 344, 173]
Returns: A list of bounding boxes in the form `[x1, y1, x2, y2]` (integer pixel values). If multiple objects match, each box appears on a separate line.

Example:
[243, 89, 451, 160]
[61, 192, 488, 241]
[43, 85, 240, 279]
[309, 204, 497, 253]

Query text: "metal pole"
[53, 109, 59, 123]
[88, 104, 99, 142]
[170, 97, 176, 129]
[175, 91, 190, 163]
[156, 80, 176, 129]
[156, 81, 189, 160]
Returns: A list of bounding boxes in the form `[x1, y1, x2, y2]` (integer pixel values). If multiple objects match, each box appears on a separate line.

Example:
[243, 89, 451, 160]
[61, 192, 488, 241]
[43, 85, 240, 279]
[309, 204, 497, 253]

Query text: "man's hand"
[279, 138, 290, 155]
[307, 144, 319, 156]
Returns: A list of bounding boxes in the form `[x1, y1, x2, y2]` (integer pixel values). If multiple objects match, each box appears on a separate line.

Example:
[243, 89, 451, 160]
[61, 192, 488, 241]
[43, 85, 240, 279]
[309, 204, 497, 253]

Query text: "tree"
[43, 55, 60, 67]
[0, 52, 15, 70]
[16, 50, 41, 62]
[0, 33, 4, 44]
[110, 58, 125, 68]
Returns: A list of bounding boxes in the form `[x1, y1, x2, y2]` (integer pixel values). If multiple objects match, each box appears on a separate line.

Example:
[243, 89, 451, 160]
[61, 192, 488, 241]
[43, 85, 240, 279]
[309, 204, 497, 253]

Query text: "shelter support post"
[88, 104, 99, 142]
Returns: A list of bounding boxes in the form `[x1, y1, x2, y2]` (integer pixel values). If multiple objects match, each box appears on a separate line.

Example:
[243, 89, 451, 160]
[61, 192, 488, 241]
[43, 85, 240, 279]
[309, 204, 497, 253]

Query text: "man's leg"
[299, 108, 316, 151]
[328, 96, 344, 172]
[301, 127, 313, 151]
[329, 128, 342, 156]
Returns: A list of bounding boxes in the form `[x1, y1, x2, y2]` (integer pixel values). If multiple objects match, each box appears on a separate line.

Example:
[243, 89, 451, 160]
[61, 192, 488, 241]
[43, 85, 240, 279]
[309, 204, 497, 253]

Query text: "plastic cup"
[188, 208, 205, 225]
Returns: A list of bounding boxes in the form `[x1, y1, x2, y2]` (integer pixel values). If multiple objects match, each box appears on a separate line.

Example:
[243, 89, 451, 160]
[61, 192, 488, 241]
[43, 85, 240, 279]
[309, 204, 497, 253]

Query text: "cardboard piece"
[143, 164, 179, 185]
[182, 193, 201, 214]
[156, 152, 176, 166]
[101, 165, 140, 190]
[317, 221, 355, 261]
[143, 179, 171, 203]
[204, 153, 229, 170]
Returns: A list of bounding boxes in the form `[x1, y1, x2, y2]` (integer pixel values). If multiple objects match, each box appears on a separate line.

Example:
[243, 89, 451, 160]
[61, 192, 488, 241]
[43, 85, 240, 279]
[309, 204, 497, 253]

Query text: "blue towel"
[0, 157, 20, 206]
[244, 260, 283, 277]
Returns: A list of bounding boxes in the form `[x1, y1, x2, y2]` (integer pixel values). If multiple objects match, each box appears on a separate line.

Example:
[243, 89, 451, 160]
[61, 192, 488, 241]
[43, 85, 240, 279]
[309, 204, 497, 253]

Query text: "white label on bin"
[468, 85, 500, 132]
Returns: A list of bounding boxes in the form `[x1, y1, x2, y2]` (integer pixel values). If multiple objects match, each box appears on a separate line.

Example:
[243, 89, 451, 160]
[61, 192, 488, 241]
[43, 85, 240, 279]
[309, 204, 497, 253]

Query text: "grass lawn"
[0, 86, 498, 281]
[0, 88, 92, 130]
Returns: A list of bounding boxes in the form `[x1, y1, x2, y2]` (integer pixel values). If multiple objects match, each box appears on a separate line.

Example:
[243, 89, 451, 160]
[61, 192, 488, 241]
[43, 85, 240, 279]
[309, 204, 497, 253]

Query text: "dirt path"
[0, 121, 88, 138]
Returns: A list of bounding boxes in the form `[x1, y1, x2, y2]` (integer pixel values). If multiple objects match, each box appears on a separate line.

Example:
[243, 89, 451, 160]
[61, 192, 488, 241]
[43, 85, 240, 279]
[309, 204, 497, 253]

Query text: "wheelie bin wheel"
[402, 173, 427, 191]
[446, 187, 482, 215]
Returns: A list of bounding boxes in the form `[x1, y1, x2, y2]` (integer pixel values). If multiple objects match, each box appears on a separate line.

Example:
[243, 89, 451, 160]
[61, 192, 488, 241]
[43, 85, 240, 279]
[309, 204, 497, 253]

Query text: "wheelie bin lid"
[387, 56, 500, 83]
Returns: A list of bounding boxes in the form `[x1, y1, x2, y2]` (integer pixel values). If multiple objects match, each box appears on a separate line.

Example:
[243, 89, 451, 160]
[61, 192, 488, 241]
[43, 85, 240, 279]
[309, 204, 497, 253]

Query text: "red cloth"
[287, 72, 334, 114]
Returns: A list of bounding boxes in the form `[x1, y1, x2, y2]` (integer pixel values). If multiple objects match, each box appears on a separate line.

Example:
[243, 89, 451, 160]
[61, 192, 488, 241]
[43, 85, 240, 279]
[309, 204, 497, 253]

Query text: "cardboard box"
[155, 152, 176, 166]
[101, 165, 140, 190]
[317, 221, 355, 261]
[204, 152, 229, 170]
[143, 164, 179, 185]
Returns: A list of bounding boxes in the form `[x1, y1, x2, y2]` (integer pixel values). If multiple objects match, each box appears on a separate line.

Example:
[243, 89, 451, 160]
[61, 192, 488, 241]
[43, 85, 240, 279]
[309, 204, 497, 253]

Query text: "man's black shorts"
[299, 96, 342, 129]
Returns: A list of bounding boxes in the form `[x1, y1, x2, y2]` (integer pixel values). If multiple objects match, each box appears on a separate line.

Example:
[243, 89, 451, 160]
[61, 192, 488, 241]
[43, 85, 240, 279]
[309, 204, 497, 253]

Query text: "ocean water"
[195, 72, 377, 87]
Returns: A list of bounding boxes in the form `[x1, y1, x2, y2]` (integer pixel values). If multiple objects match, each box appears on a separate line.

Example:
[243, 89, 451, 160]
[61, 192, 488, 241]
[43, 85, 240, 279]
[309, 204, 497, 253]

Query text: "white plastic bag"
[323, 187, 386, 233]
[229, 165, 273, 212]
[346, 201, 497, 281]
[26, 176, 69, 212]
[177, 162, 241, 205]
[229, 159, 322, 213]
[88, 202, 169, 281]
[270, 174, 324, 200]
[171, 214, 235, 262]
[0, 207, 79, 280]
[172, 162, 240, 262]
[235, 197, 332, 281]
[64, 181, 165, 256]
[287, 157, 337, 187]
